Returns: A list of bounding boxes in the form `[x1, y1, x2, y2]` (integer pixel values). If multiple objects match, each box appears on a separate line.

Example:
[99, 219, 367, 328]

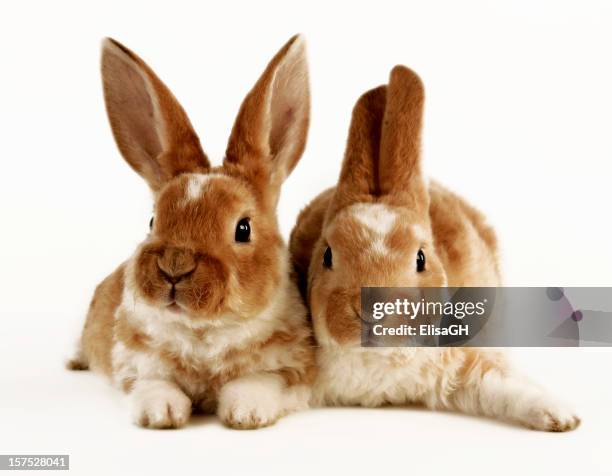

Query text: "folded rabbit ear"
[101, 38, 209, 192]
[331, 86, 387, 213]
[378, 66, 428, 210]
[224, 35, 310, 205]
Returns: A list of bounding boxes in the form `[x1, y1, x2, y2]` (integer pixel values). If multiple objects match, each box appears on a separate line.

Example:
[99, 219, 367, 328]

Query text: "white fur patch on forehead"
[350, 203, 398, 235]
[411, 224, 428, 242]
[184, 173, 228, 201]
[371, 237, 390, 256]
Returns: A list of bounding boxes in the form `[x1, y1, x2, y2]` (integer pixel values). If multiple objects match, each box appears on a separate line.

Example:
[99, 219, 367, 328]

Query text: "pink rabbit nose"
[157, 247, 196, 284]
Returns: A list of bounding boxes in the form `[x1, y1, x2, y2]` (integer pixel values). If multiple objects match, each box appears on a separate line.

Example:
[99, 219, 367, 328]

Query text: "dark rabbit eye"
[417, 249, 426, 272]
[323, 246, 333, 269]
[149, 216, 154, 230]
[235, 218, 251, 243]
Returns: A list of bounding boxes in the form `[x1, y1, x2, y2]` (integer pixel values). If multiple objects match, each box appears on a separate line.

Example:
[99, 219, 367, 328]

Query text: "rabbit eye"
[235, 218, 251, 243]
[417, 249, 426, 272]
[149, 216, 154, 230]
[323, 246, 333, 269]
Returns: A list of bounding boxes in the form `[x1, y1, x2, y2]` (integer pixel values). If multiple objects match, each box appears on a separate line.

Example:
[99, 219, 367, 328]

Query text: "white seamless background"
[1, 1, 610, 475]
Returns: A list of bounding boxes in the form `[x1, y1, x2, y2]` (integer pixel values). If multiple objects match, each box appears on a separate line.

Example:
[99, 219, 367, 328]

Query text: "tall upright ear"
[378, 66, 428, 210]
[224, 35, 310, 197]
[101, 38, 209, 192]
[330, 86, 387, 213]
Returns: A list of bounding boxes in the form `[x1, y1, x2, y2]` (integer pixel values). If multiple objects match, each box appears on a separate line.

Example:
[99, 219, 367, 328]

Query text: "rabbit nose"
[157, 247, 196, 284]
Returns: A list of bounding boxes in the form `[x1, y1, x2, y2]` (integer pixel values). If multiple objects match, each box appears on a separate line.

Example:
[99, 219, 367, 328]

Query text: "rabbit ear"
[378, 66, 428, 210]
[101, 38, 209, 192]
[224, 35, 309, 202]
[331, 86, 387, 212]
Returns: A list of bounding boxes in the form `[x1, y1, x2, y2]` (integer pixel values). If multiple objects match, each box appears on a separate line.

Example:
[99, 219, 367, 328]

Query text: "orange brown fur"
[75, 264, 125, 376]
[71, 35, 316, 430]
[290, 65, 579, 432]
[290, 67, 500, 345]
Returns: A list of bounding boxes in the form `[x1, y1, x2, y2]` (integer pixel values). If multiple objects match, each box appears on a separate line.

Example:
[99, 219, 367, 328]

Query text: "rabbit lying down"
[68, 34, 579, 432]
[68, 36, 316, 429]
[289, 66, 580, 432]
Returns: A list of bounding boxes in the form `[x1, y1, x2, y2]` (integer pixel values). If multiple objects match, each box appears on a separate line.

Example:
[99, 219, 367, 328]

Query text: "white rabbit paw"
[131, 381, 192, 429]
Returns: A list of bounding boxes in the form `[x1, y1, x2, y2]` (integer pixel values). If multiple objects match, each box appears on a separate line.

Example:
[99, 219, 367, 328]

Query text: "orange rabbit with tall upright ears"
[290, 66, 580, 431]
[69, 36, 316, 429]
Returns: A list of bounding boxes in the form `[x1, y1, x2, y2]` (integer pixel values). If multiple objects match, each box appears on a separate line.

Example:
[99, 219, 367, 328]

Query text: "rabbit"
[67, 35, 316, 430]
[289, 65, 580, 431]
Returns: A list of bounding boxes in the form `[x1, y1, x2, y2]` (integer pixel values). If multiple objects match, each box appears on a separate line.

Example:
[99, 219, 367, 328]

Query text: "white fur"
[351, 203, 397, 235]
[112, 341, 171, 388]
[312, 347, 438, 407]
[186, 174, 208, 200]
[312, 346, 579, 430]
[218, 373, 309, 428]
[118, 256, 292, 368]
[476, 372, 579, 430]
[111, 254, 311, 410]
[183, 173, 228, 202]
[130, 379, 191, 428]
[371, 237, 390, 256]
[411, 224, 428, 242]
[350, 203, 398, 257]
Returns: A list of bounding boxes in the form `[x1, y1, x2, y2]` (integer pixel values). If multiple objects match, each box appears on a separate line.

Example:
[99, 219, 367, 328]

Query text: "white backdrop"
[1, 1, 611, 475]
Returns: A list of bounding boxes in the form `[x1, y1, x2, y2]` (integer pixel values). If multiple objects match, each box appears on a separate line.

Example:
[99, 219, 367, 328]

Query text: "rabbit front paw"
[217, 374, 285, 429]
[131, 380, 191, 429]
